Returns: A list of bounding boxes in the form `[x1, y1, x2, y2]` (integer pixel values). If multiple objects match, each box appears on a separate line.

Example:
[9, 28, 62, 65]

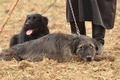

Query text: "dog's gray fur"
[0, 33, 98, 62]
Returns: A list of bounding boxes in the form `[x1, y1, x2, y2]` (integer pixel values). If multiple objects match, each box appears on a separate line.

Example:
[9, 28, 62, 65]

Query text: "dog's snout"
[25, 22, 29, 24]
[86, 56, 92, 61]
[25, 23, 30, 26]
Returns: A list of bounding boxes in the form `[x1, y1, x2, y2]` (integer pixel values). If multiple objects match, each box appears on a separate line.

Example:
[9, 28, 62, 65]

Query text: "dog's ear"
[43, 17, 48, 25]
[72, 38, 80, 54]
[92, 39, 98, 51]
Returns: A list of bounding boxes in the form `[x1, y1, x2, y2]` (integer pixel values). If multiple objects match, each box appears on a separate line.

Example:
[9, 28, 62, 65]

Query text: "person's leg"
[70, 21, 86, 35]
[70, 22, 76, 34]
[92, 23, 105, 54]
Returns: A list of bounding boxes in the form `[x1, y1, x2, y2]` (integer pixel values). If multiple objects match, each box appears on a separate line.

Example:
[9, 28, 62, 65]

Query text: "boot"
[70, 22, 86, 35]
[92, 23, 105, 54]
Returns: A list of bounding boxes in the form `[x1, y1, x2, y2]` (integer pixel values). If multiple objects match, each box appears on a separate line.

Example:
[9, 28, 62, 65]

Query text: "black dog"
[10, 13, 49, 47]
[0, 33, 98, 62]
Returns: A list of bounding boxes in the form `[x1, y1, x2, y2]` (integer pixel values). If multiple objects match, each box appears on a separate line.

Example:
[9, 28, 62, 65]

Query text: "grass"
[44, 0, 50, 3]
[0, 0, 120, 80]
[0, 0, 3, 4]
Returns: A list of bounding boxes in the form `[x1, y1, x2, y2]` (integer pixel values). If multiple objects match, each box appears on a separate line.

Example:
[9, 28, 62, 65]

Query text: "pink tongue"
[26, 30, 33, 35]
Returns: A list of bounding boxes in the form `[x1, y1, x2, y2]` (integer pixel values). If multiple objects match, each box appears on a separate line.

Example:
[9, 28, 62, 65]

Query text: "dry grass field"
[0, 0, 120, 80]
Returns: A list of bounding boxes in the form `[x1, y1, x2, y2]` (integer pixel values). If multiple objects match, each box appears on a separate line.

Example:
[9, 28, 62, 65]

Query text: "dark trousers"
[70, 22, 105, 45]
[70, 22, 86, 35]
[92, 23, 105, 45]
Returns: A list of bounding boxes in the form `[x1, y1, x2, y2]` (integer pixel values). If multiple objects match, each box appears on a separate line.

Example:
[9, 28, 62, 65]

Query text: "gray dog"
[0, 33, 98, 62]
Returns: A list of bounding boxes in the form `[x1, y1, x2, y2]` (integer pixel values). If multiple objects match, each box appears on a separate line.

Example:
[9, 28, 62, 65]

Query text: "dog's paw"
[94, 54, 115, 61]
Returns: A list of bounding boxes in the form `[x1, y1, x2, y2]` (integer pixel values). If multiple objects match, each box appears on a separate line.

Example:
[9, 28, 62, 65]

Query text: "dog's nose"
[25, 23, 30, 26]
[86, 56, 92, 61]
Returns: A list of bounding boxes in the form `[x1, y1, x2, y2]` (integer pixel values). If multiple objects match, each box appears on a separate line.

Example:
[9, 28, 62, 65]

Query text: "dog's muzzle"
[86, 55, 93, 61]
[25, 23, 30, 27]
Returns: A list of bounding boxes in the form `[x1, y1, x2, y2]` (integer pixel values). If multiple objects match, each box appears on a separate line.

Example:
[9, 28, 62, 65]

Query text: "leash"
[68, 0, 80, 35]
[42, 0, 57, 15]
[0, 0, 19, 34]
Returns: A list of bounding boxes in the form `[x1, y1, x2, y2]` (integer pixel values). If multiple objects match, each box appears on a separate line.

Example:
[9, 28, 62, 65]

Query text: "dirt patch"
[0, 0, 120, 80]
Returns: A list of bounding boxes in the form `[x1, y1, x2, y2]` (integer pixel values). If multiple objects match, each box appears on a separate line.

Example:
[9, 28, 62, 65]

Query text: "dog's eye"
[33, 17, 37, 20]
[90, 44, 94, 48]
[79, 46, 84, 49]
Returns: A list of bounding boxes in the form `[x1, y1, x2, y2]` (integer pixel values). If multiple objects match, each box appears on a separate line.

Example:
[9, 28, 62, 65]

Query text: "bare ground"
[0, 0, 120, 80]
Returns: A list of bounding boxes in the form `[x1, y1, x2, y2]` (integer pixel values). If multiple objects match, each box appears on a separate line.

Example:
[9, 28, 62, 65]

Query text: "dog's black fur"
[1, 33, 98, 62]
[10, 13, 49, 47]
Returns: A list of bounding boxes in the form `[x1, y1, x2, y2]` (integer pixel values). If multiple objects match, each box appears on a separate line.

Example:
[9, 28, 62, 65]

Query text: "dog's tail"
[0, 48, 20, 61]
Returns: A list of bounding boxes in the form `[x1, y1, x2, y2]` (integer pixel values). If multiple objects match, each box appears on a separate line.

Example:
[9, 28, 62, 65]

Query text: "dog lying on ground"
[1, 33, 99, 62]
[10, 13, 49, 47]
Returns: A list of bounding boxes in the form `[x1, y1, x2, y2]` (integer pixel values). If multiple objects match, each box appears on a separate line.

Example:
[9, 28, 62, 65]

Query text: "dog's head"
[24, 13, 48, 35]
[72, 35, 98, 61]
